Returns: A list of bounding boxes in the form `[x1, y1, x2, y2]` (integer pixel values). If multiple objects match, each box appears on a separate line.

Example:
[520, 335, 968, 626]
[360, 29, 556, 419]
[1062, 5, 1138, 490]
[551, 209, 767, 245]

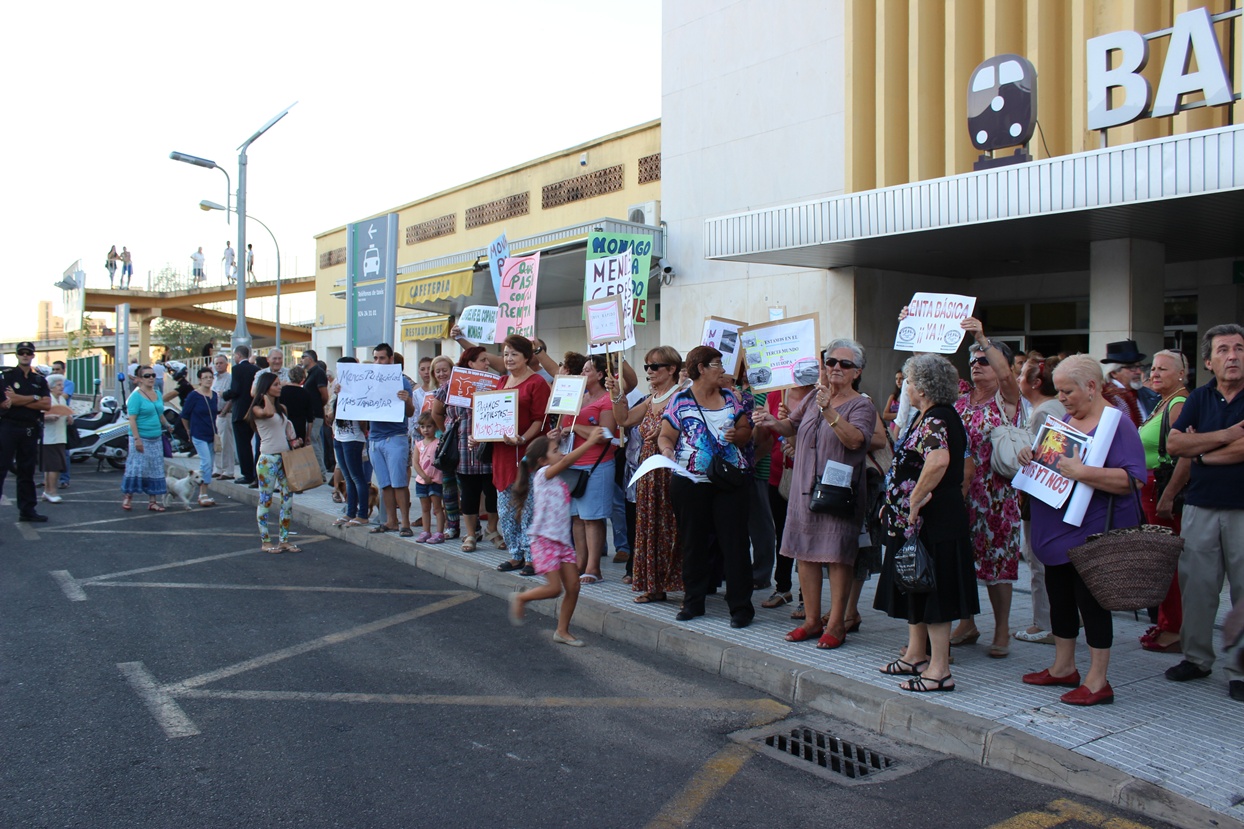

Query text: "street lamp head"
[169, 151, 219, 169]
[199, 200, 227, 212]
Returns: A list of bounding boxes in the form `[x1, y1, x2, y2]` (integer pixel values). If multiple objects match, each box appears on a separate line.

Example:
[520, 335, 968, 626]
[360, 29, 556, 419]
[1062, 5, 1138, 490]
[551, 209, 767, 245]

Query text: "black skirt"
[874, 532, 979, 625]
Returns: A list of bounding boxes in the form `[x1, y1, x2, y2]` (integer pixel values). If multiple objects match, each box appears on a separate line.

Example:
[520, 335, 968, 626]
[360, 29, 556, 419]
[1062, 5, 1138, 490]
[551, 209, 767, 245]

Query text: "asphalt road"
[1, 466, 1174, 829]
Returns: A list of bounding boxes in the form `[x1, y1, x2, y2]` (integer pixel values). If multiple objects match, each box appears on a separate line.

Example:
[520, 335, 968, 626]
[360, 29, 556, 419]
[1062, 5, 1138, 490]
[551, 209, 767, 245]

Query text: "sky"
[0, 0, 662, 342]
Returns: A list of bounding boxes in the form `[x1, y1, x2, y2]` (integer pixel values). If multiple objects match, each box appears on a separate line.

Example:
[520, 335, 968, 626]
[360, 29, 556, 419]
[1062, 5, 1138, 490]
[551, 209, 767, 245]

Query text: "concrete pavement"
[196, 466, 1242, 829]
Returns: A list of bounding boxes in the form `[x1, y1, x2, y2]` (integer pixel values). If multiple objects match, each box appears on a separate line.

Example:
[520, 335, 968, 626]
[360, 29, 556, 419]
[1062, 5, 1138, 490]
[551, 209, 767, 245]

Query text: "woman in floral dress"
[610, 347, 686, 603]
[875, 354, 978, 691]
[951, 317, 1025, 657]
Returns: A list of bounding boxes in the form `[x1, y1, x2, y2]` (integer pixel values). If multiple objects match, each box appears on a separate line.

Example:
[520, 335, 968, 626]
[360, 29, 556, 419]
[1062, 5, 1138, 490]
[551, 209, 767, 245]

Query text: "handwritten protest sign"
[701, 316, 747, 376]
[458, 305, 497, 343]
[586, 295, 626, 346]
[1011, 416, 1091, 509]
[445, 367, 502, 408]
[585, 252, 635, 354]
[495, 253, 540, 342]
[547, 375, 587, 417]
[894, 292, 977, 354]
[739, 313, 821, 393]
[487, 233, 509, 300]
[472, 389, 518, 442]
[588, 231, 653, 324]
[334, 362, 406, 423]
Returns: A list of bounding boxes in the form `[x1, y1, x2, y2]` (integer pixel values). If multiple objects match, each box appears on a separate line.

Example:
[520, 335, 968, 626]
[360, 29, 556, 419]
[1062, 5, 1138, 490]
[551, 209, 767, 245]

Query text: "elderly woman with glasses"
[951, 316, 1025, 657]
[657, 346, 755, 628]
[754, 339, 877, 649]
[121, 365, 169, 512]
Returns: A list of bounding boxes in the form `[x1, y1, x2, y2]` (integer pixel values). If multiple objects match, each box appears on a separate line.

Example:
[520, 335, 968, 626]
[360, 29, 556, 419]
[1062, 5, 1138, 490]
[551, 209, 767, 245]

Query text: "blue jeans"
[192, 438, 214, 483]
[335, 440, 370, 520]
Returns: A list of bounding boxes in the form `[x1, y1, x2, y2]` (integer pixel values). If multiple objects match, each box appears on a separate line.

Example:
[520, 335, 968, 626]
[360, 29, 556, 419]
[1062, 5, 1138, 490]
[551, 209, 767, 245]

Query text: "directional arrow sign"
[368, 224, 378, 239]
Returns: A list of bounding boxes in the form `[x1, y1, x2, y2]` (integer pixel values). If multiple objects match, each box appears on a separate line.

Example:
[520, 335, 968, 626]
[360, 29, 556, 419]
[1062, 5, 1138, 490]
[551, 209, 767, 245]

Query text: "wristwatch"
[1195, 453, 1206, 466]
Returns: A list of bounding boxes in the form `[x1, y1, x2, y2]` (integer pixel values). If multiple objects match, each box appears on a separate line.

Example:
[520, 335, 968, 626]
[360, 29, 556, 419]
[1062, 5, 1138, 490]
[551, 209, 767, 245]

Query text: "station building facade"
[661, 0, 1244, 399]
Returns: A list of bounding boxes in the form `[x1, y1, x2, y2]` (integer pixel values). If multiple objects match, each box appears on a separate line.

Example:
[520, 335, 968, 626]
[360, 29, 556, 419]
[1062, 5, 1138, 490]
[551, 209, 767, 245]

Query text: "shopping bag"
[281, 445, 323, 493]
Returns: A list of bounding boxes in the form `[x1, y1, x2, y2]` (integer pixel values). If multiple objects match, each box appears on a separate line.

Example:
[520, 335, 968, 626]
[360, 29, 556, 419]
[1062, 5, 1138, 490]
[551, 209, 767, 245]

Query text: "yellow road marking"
[645, 743, 755, 829]
[988, 798, 1155, 829]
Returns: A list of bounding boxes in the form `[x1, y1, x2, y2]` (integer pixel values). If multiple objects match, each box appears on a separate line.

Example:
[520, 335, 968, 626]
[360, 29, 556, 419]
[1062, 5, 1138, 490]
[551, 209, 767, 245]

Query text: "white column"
[1088, 239, 1165, 361]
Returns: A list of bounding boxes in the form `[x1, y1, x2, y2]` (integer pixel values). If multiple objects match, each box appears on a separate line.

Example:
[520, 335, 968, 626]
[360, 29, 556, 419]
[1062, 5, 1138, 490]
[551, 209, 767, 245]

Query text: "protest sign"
[445, 367, 502, 408]
[585, 295, 626, 346]
[585, 251, 635, 354]
[487, 233, 509, 300]
[547, 375, 587, 417]
[458, 305, 497, 343]
[739, 313, 821, 393]
[472, 389, 518, 442]
[588, 231, 653, 324]
[1011, 416, 1092, 509]
[1063, 405, 1122, 526]
[334, 362, 406, 423]
[701, 316, 747, 376]
[495, 253, 540, 342]
[894, 292, 978, 353]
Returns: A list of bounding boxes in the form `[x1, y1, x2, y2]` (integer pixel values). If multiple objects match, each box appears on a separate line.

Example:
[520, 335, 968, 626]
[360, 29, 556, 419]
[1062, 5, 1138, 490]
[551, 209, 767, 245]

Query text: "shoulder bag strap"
[691, 391, 727, 458]
[1158, 401, 1172, 459]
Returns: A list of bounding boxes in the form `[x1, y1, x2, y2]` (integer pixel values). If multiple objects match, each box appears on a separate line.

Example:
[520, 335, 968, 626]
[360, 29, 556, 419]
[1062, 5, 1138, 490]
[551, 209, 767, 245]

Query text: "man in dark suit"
[221, 344, 259, 485]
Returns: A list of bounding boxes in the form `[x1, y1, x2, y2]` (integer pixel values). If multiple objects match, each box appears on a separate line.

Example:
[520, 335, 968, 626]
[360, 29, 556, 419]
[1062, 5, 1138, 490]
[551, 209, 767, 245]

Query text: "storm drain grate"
[762, 727, 896, 780]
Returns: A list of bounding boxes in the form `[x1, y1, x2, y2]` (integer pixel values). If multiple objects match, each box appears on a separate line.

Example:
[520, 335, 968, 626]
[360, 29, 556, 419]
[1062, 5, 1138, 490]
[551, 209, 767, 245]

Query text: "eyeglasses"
[140, 373, 156, 379]
[706, 361, 724, 369]
[969, 356, 991, 367]
[644, 363, 672, 372]
[823, 358, 858, 370]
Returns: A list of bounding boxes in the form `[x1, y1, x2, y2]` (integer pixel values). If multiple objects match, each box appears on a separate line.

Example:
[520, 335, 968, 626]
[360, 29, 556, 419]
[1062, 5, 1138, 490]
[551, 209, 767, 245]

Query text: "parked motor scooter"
[68, 396, 130, 471]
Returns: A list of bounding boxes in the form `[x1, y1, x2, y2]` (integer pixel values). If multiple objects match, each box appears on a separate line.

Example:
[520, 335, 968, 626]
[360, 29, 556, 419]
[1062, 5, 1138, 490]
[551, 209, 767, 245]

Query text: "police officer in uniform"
[1, 342, 52, 522]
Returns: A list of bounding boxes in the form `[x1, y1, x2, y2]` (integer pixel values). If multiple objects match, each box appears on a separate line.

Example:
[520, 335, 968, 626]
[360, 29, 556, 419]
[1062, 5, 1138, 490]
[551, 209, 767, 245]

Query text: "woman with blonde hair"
[426, 354, 460, 537]
[1022, 354, 1147, 705]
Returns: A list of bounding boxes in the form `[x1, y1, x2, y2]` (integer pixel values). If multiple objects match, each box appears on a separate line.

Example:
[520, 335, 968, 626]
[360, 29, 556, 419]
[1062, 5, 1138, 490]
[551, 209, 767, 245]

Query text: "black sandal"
[497, 560, 524, 572]
[369, 525, 395, 534]
[900, 674, 955, 693]
[880, 658, 929, 676]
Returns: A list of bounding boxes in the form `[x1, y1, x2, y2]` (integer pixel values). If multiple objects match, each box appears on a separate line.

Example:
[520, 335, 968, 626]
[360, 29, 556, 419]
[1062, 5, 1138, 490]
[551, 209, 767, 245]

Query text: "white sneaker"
[42, 493, 63, 504]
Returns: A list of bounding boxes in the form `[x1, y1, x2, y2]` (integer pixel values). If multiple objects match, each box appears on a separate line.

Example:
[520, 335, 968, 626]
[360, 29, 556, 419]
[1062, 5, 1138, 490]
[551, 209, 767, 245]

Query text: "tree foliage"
[153, 319, 229, 360]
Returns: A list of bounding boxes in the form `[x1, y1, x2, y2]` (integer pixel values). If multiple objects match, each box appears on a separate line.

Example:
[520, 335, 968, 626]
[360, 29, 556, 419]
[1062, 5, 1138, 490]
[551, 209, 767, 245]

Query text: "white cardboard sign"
[894, 292, 978, 353]
[334, 362, 406, 423]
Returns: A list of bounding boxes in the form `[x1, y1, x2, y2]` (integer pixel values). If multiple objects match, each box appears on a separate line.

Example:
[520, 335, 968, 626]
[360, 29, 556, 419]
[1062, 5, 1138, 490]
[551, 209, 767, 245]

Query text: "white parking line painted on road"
[50, 530, 258, 537]
[165, 593, 479, 693]
[91, 582, 460, 596]
[45, 504, 243, 531]
[78, 547, 283, 585]
[117, 662, 201, 738]
[14, 522, 40, 541]
[50, 570, 88, 601]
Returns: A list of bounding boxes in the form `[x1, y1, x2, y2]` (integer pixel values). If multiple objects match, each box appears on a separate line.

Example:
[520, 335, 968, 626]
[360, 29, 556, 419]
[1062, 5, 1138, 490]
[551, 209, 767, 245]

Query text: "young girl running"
[410, 412, 447, 543]
[508, 426, 606, 646]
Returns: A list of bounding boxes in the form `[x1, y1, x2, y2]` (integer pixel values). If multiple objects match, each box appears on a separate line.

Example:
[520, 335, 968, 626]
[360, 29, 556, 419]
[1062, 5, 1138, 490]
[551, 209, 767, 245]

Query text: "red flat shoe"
[1022, 668, 1082, 687]
[1141, 638, 1182, 654]
[1139, 625, 1160, 645]
[784, 626, 824, 643]
[1060, 683, 1114, 706]
[816, 631, 845, 650]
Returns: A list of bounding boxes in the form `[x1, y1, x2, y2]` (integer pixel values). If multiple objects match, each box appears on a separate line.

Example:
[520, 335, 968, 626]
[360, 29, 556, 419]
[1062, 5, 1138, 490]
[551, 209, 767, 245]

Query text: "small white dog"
[164, 469, 204, 510]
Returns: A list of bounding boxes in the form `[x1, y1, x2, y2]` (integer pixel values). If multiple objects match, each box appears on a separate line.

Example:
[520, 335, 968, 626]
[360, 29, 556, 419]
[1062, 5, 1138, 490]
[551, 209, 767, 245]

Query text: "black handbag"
[433, 420, 460, 472]
[806, 405, 859, 517]
[893, 527, 937, 594]
[691, 394, 746, 492]
[567, 449, 607, 499]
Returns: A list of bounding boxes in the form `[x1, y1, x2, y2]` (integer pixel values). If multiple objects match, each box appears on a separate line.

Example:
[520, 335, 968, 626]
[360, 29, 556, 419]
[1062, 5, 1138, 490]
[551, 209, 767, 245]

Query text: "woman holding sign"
[754, 339, 876, 649]
[553, 354, 617, 585]
[657, 346, 755, 628]
[610, 346, 685, 603]
[493, 336, 552, 576]
[427, 355, 461, 538]
[951, 317, 1025, 658]
[1021, 355, 1147, 706]
[444, 348, 500, 551]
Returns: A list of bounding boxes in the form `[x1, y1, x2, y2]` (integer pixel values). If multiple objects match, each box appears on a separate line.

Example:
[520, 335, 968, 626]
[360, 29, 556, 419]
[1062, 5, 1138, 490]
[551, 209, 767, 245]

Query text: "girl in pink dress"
[507, 427, 607, 646]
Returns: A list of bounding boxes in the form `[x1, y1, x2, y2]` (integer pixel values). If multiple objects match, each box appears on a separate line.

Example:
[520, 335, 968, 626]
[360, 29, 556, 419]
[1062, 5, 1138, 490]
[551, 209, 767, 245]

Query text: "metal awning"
[704, 124, 1244, 278]
[334, 217, 665, 315]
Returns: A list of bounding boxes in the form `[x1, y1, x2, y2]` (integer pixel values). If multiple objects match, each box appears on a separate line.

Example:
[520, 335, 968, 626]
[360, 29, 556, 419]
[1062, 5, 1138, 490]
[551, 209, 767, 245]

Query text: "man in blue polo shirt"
[368, 343, 416, 537]
[1166, 323, 1244, 702]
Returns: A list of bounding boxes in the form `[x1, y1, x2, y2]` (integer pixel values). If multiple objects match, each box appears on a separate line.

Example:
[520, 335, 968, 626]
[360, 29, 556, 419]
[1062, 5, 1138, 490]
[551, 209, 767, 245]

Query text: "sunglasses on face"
[969, 356, 991, 367]
[140, 373, 156, 379]
[17, 351, 34, 357]
[823, 358, 858, 370]
[644, 363, 672, 372]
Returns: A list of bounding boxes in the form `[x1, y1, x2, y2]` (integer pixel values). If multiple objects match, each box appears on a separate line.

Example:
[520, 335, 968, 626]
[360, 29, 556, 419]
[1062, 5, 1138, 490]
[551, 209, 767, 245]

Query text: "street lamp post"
[200, 201, 281, 346]
[168, 152, 231, 223]
[170, 101, 296, 351]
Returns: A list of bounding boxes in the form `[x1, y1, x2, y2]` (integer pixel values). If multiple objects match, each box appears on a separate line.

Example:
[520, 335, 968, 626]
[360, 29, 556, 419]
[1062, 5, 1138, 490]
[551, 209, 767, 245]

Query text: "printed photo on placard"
[1011, 415, 1092, 509]
[445, 367, 502, 408]
[700, 316, 747, 376]
[738, 313, 821, 393]
[547, 375, 588, 417]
